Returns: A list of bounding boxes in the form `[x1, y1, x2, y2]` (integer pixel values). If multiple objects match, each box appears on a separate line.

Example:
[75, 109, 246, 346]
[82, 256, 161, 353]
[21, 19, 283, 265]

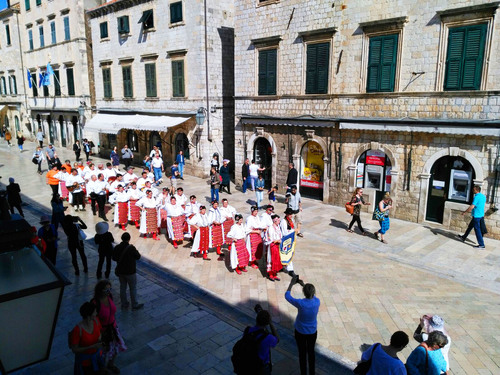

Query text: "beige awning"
[84, 113, 191, 134]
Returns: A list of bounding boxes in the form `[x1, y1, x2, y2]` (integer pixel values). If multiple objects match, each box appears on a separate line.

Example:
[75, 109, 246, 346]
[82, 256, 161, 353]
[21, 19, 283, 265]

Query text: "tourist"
[176, 150, 185, 179]
[406, 331, 448, 375]
[6, 177, 24, 217]
[461, 185, 486, 249]
[347, 187, 371, 235]
[286, 185, 303, 237]
[220, 159, 231, 194]
[357, 331, 409, 375]
[62, 214, 89, 276]
[375, 192, 393, 244]
[121, 145, 134, 170]
[210, 166, 221, 203]
[73, 140, 82, 161]
[38, 215, 58, 265]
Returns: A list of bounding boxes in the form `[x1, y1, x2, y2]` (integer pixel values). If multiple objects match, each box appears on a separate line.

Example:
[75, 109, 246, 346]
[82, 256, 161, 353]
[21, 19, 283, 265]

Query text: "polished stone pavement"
[2, 139, 499, 374]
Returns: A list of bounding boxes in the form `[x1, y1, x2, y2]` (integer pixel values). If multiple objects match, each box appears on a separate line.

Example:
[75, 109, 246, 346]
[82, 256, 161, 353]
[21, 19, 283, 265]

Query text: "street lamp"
[195, 107, 206, 126]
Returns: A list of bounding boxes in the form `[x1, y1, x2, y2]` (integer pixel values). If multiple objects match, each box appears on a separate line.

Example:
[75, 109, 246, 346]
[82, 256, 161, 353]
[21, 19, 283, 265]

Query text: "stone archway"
[417, 147, 484, 224]
[246, 130, 278, 187]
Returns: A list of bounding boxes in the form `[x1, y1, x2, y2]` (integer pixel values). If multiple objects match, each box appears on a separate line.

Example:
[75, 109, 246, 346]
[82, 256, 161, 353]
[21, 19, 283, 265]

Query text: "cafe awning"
[84, 113, 191, 134]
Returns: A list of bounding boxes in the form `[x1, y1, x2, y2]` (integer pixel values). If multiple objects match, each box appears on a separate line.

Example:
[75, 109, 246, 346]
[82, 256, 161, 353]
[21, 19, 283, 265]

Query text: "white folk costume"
[127, 186, 142, 225]
[220, 204, 236, 245]
[184, 201, 200, 238]
[246, 215, 266, 264]
[208, 206, 224, 255]
[260, 211, 273, 230]
[188, 212, 210, 258]
[110, 191, 129, 228]
[123, 172, 138, 185]
[55, 170, 70, 200]
[265, 223, 283, 279]
[166, 203, 186, 244]
[175, 193, 188, 208]
[108, 179, 124, 194]
[136, 177, 148, 190]
[227, 223, 250, 272]
[65, 174, 85, 208]
[279, 217, 295, 272]
[142, 185, 159, 198]
[136, 196, 159, 237]
[103, 168, 117, 182]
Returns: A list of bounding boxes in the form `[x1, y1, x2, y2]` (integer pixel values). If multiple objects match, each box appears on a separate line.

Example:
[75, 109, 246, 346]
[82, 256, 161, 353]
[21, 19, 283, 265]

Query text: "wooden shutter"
[306, 43, 330, 94]
[100, 22, 108, 39]
[103, 68, 111, 98]
[145, 63, 157, 97]
[172, 60, 185, 97]
[258, 49, 277, 95]
[367, 34, 398, 92]
[67, 68, 75, 96]
[25, 0, 30, 11]
[122, 66, 132, 97]
[170, 2, 183, 24]
[54, 70, 61, 96]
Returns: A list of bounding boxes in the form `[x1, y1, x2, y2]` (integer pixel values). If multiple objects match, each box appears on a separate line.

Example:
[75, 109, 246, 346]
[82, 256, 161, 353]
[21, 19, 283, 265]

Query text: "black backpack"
[231, 327, 268, 374]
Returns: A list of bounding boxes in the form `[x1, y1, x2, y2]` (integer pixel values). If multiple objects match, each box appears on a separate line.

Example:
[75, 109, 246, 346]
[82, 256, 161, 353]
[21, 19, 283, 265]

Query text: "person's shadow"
[330, 218, 348, 230]
[424, 226, 466, 241]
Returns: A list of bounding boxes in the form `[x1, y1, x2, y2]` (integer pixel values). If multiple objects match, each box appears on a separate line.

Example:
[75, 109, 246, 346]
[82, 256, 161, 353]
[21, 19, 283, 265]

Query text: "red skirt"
[117, 202, 128, 225]
[249, 233, 263, 261]
[145, 208, 157, 233]
[198, 227, 210, 252]
[235, 239, 249, 268]
[223, 219, 234, 245]
[211, 224, 224, 247]
[129, 199, 140, 221]
[60, 181, 69, 199]
[184, 214, 197, 237]
[159, 209, 168, 228]
[171, 216, 185, 241]
[268, 243, 283, 273]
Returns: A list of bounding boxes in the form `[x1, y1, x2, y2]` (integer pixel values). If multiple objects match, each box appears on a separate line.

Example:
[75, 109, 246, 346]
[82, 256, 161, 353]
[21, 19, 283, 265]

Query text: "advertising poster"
[300, 142, 324, 189]
[356, 163, 364, 187]
[366, 150, 385, 166]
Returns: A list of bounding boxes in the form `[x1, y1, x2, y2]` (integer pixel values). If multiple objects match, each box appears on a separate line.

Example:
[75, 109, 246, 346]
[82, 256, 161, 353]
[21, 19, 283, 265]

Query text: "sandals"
[346, 229, 354, 233]
[380, 239, 388, 244]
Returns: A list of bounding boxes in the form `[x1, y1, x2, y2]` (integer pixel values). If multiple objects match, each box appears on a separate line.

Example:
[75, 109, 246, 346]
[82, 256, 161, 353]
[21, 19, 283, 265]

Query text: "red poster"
[366, 156, 385, 166]
[300, 179, 324, 189]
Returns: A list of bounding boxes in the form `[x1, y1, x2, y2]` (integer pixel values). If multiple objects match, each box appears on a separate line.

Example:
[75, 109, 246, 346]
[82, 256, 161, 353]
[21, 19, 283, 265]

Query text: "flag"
[279, 231, 296, 266]
[38, 73, 43, 88]
[46, 62, 54, 77]
[27, 69, 32, 89]
[39, 72, 50, 87]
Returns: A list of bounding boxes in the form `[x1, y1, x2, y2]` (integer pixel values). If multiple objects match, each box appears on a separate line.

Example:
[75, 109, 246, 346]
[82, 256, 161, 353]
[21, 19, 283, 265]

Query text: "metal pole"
[204, 0, 211, 142]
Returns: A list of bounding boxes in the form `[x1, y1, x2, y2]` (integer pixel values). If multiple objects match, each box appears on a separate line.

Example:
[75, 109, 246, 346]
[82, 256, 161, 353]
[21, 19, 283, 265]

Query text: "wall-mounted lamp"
[210, 105, 223, 113]
[195, 107, 206, 125]
[281, 142, 286, 150]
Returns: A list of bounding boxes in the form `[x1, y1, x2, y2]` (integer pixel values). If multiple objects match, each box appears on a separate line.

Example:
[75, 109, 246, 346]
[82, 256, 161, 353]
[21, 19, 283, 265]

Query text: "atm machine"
[365, 164, 384, 190]
[449, 169, 472, 202]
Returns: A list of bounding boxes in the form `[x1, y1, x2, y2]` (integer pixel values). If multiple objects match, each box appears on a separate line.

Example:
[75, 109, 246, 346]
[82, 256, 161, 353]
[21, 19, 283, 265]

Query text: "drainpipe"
[407, 131, 413, 191]
[336, 128, 343, 181]
[491, 147, 499, 212]
[204, 0, 212, 142]
[15, 9, 29, 134]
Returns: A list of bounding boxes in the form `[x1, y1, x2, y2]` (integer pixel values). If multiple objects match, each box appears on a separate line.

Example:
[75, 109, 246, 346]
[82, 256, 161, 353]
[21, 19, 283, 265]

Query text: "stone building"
[0, 1, 27, 137]
[234, 0, 500, 238]
[85, 0, 234, 177]
[20, 0, 103, 149]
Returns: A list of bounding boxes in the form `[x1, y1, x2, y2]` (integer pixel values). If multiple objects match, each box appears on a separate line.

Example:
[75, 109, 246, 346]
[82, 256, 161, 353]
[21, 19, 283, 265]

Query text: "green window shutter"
[103, 68, 112, 98]
[122, 66, 133, 97]
[66, 68, 75, 96]
[444, 24, 487, 91]
[36, 0, 41, 5]
[138, 10, 154, 29]
[306, 42, 330, 94]
[145, 63, 157, 97]
[366, 34, 398, 92]
[25, 0, 30, 11]
[54, 70, 61, 96]
[6, 25, 11, 45]
[258, 49, 277, 95]
[100, 22, 108, 39]
[170, 2, 183, 24]
[28, 30, 33, 50]
[118, 16, 130, 34]
[64, 17, 70, 40]
[11, 75, 17, 94]
[172, 60, 185, 97]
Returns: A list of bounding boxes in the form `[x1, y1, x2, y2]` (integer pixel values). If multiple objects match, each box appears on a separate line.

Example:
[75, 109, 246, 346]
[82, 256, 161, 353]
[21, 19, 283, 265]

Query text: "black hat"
[284, 208, 294, 215]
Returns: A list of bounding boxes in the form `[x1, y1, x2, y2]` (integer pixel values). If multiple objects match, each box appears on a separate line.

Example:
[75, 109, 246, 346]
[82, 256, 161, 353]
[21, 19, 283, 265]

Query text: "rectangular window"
[10, 76, 17, 94]
[25, 0, 30, 11]
[366, 34, 398, 93]
[1, 77, 6, 95]
[122, 66, 133, 97]
[258, 49, 277, 95]
[145, 63, 157, 97]
[444, 23, 487, 91]
[36, 0, 41, 5]
[50, 21, 56, 44]
[28, 29, 33, 50]
[43, 76, 49, 97]
[305, 42, 330, 94]
[63, 17, 70, 41]
[139, 10, 154, 30]
[117, 16, 130, 34]
[31, 72, 38, 97]
[172, 60, 185, 97]
[5, 25, 11, 46]
[100, 22, 108, 39]
[66, 68, 75, 96]
[102, 68, 112, 98]
[54, 70, 60, 96]
[170, 2, 183, 24]
[39, 25, 44, 48]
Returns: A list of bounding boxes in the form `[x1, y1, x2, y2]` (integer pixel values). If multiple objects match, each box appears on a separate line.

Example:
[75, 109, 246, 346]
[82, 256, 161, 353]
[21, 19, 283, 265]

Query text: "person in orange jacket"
[46, 164, 61, 196]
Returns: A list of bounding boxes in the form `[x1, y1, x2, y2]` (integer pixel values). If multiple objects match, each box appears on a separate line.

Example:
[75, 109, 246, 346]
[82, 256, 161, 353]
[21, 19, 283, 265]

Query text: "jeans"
[242, 178, 248, 193]
[69, 242, 88, 272]
[153, 167, 162, 183]
[256, 190, 264, 208]
[37, 161, 42, 173]
[178, 163, 184, 178]
[119, 273, 138, 306]
[473, 217, 485, 247]
[211, 188, 219, 203]
[295, 330, 317, 375]
[250, 176, 257, 191]
[18, 145, 23, 151]
[463, 217, 487, 239]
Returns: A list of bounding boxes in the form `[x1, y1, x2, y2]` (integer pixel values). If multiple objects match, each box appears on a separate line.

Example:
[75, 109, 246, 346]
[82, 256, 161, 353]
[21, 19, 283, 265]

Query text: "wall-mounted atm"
[365, 164, 384, 190]
[449, 169, 472, 202]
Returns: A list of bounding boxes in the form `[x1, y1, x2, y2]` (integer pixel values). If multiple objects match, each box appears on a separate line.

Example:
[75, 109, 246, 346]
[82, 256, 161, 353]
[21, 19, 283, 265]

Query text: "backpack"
[231, 327, 268, 374]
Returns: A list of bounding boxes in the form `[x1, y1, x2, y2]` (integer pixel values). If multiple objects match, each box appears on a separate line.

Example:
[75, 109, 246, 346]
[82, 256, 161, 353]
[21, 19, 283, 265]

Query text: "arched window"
[128, 130, 139, 152]
[150, 131, 161, 151]
[356, 150, 392, 192]
[14, 116, 20, 133]
[175, 132, 189, 159]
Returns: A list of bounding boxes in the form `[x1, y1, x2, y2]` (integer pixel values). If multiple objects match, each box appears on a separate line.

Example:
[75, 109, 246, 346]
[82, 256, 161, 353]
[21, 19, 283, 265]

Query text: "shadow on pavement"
[329, 218, 348, 230]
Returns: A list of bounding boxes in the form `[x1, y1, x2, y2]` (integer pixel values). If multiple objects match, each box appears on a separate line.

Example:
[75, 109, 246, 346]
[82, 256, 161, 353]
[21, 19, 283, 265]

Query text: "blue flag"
[39, 72, 50, 87]
[27, 69, 32, 89]
[46, 62, 54, 77]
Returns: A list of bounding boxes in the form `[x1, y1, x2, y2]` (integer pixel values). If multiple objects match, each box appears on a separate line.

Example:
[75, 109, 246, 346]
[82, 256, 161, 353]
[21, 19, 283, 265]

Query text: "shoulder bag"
[353, 343, 380, 374]
[345, 202, 354, 215]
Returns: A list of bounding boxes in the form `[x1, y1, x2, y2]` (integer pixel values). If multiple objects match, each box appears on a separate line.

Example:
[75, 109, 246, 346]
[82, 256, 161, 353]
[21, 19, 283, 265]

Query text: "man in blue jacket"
[176, 150, 185, 179]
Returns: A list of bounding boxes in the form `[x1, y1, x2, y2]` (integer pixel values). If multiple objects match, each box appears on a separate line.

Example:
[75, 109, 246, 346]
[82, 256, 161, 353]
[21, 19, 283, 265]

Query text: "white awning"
[84, 113, 191, 134]
[339, 122, 500, 137]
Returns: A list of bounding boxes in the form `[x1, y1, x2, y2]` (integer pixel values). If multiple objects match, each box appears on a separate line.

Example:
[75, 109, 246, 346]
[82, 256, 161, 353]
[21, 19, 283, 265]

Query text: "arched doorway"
[299, 141, 324, 199]
[253, 137, 272, 189]
[59, 116, 66, 147]
[175, 132, 189, 159]
[426, 156, 475, 223]
[14, 116, 20, 133]
[150, 131, 161, 152]
[356, 149, 393, 203]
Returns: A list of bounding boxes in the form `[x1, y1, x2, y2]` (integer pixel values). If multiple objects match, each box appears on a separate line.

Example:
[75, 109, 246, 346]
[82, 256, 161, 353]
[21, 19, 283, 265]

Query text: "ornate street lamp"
[195, 107, 206, 126]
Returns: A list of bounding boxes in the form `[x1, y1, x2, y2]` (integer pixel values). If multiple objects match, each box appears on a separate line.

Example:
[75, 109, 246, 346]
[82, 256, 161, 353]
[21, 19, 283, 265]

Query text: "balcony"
[28, 96, 89, 113]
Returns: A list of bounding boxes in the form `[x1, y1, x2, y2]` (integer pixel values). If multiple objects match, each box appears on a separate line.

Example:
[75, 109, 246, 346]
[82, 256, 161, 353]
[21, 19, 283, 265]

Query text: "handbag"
[372, 207, 385, 221]
[345, 202, 354, 215]
[76, 224, 87, 241]
[353, 343, 380, 374]
[32, 156, 39, 165]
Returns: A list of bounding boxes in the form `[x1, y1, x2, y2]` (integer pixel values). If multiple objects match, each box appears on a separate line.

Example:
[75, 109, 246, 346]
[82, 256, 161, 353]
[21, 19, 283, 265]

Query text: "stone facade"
[86, 0, 235, 178]
[234, 0, 500, 238]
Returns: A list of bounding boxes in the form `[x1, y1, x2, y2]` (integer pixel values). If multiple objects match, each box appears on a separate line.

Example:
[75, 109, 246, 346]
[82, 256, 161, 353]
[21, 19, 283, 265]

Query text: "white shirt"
[87, 180, 108, 196]
[249, 164, 259, 177]
[136, 196, 158, 209]
[166, 203, 184, 217]
[123, 172, 138, 185]
[54, 171, 69, 182]
[280, 217, 295, 236]
[185, 202, 200, 217]
[265, 224, 282, 245]
[175, 193, 188, 207]
[65, 175, 85, 193]
[260, 212, 273, 229]
[127, 187, 142, 200]
[151, 158, 163, 169]
[103, 168, 116, 181]
[227, 223, 248, 240]
[84, 169, 99, 181]
[150, 149, 162, 158]
[208, 208, 223, 224]
[142, 186, 159, 198]
[246, 215, 265, 230]
[109, 191, 129, 204]
[188, 212, 210, 227]
[136, 177, 148, 190]
[220, 205, 236, 221]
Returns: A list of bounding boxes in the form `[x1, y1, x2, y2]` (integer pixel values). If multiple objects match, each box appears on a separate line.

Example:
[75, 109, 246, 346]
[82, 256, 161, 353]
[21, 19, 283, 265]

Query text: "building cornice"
[87, 0, 154, 19]
[437, 1, 500, 18]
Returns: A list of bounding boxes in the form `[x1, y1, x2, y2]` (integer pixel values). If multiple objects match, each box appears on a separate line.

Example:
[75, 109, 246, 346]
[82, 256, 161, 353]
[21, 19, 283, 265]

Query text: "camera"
[254, 304, 263, 314]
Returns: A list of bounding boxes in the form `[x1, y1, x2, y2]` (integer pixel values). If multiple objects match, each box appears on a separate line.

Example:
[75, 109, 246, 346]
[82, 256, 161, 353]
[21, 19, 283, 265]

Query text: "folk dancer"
[87, 173, 108, 221]
[110, 185, 129, 230]
[188, 205, 211, 260]
[136, 171, 149, 190]
[127, 181, 142, 228]
[260, 204, 274, 230]
[175, 187, 188, 208]
[227, 214, 251, 275]
[108, 173, 124, 197]
[55, 167, 70, 201]
[280, 208, 297, 277]
[208, 200, 225, 261]
[136, 190, 160, 240]
[220, 198, 236, 246]
[184, 195, 200, 240]
[66, 168, 86, 211]
[264, 214, 283, 281]
[103, 162, 117, 182]
[123, 167, 138, 186]
[157, 188, 171, 234]
[143, 180, 159, 198]
[166, 196, 186, 249]
[246, 206, 266, 269]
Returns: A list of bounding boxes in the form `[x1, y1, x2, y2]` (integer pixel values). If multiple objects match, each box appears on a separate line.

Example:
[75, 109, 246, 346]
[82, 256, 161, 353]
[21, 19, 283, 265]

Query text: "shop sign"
[366, 150, 385, 166]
